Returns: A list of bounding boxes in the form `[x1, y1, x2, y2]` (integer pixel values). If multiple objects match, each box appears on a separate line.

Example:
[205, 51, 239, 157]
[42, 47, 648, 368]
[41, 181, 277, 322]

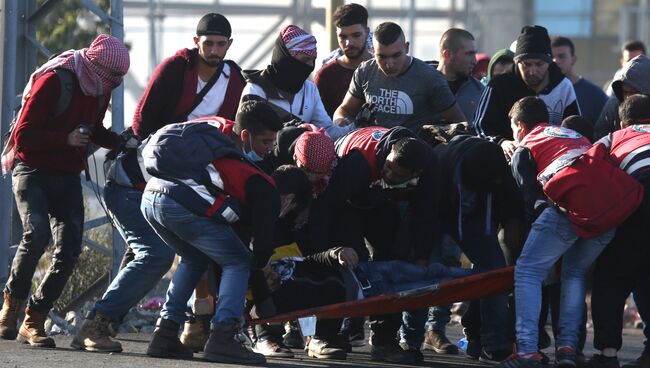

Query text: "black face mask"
[265, 36, 314, 94]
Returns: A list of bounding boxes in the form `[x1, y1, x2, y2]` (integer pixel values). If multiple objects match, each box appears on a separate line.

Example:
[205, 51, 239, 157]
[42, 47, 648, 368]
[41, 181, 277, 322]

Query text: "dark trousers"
[5, 163, 83, 311]
[592, 182, 650, 352]
[347, 202, 413, 346]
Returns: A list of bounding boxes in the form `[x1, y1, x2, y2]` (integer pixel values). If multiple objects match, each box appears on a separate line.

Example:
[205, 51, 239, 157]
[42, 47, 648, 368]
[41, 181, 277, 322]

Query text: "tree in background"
[36, 0, 111, 61]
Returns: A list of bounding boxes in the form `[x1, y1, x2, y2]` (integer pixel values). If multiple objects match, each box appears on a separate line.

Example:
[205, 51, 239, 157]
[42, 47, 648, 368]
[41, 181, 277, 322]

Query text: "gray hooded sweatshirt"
[594, 55, 650, 139]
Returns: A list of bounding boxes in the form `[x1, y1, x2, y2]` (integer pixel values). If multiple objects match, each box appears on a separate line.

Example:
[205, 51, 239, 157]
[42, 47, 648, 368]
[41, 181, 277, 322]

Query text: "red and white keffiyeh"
[293, 130, 336, 174]
[280, 25, 317, 59]
[24, 34, 129, 100]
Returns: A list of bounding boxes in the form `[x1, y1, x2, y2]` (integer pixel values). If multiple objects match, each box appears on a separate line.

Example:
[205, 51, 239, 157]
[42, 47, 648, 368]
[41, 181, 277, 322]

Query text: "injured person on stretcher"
[248, 243, 475, 319]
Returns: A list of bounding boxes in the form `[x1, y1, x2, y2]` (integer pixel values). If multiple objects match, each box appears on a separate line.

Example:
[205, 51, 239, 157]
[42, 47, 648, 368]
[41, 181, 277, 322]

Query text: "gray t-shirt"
[349, 57, 456, 130]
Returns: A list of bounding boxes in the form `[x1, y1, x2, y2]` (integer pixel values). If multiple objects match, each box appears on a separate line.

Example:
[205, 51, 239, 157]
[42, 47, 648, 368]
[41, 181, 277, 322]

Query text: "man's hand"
[67, 126, 90, 147]
[500, 140, 517, 161]
[334, 117, 353, 127]
[337, 247, 359, 268]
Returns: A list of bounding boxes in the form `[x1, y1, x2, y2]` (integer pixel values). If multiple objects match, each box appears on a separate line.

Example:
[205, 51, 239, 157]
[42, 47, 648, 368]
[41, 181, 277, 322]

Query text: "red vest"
[189, 116, 235, 137]
[204, 158, 274, 218]
[609, 124, 650, 174]
[336, 127, 389, 181]
[519, 124, 591, 177]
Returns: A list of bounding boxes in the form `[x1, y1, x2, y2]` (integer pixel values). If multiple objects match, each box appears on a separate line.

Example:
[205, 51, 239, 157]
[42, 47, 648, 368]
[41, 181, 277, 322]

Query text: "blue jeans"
[93, 184, 175, 321]
[515, 207, 614, 354]
[425, 234, 462, 333]
[357, 259, 473, 349]
[356, 261, 474, 298]
[141, 191, 251, 328]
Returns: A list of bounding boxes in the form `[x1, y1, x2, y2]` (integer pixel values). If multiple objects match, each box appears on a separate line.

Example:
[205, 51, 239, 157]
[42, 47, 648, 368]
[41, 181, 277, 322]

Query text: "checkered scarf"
[25, 34, 129, 99]
[280, 25, 317, 59]
[294, 130, 336, 174]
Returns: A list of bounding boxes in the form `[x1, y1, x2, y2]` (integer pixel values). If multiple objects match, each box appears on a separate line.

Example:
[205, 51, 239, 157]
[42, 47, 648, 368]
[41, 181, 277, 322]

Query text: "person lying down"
[249, 243, 475, 319]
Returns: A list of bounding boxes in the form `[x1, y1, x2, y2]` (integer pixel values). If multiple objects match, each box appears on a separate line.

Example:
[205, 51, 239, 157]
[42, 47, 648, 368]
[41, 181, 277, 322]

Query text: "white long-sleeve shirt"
[241, 80, 353, 140]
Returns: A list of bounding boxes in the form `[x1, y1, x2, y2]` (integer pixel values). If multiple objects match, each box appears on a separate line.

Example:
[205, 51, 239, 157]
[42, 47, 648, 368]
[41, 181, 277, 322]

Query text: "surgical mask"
[245, 136, 263, 162]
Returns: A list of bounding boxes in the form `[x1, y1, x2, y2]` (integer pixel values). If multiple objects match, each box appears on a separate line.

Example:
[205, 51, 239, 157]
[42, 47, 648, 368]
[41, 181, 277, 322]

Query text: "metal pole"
[147, 0, 157, 76]
[326, 0, 344, 52]
[408, 0, 415, 54]
[109, 0, 126, 280]
[0, 0, 18, 290]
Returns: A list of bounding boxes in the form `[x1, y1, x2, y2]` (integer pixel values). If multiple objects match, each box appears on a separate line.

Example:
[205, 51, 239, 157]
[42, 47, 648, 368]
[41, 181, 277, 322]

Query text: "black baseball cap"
[196, 13, 231, 38]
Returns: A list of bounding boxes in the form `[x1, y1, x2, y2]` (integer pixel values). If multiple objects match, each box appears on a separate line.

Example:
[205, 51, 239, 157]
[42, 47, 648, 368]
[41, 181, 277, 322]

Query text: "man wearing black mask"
[241, 25, 353, 140]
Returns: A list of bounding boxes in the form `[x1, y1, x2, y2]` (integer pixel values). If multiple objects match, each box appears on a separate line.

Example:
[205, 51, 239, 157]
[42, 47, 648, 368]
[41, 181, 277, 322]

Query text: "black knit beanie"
[514, 25, 552, 63]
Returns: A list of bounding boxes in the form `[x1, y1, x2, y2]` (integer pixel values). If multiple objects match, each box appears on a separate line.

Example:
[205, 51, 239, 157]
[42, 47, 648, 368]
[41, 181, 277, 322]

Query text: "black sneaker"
[479, 347, 514, 364]
[587, 354, 620, 368]
[556, 346, 578, 368]
[495, 353, 545, 368]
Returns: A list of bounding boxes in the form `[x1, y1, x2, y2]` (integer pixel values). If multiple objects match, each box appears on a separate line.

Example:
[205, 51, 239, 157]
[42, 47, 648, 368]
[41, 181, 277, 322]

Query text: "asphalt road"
[0, 324, 646, 368]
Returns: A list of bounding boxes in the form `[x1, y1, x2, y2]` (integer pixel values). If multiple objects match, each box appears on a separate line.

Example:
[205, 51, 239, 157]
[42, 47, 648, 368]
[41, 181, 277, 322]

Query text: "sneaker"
[371, 342, 416, 364]
[495, 352, 545, 368]
[587, 354, 620, 368]
[253, 338, 294, 358]
[422, 330, 459, 354]
[282, 323, 304, 349]
[556, 346, 578, 368]
[622, 353, 650, 368]
[347, 319, 366, 347]
[480, 347, 514, 364]
[307, 338, 347, 360]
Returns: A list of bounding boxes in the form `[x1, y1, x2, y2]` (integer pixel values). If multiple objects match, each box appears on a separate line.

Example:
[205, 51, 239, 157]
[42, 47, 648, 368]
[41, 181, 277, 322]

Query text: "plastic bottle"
[458, 337, 468, 352]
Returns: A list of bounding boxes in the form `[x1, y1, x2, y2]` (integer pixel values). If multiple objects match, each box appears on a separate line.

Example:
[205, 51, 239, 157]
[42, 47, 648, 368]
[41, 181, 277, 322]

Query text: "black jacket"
[472, 63, 580, 143]
[307, 127, 441, 261]
[434, 135, 525, 240]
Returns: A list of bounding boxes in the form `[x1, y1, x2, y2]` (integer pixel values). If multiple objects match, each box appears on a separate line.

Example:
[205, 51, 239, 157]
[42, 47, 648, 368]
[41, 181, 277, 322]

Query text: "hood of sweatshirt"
[612, 55, 650, 101]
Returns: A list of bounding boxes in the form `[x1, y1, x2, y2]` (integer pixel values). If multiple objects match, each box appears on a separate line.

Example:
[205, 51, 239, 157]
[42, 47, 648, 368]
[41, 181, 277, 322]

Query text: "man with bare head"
[314, 3, 372, 117]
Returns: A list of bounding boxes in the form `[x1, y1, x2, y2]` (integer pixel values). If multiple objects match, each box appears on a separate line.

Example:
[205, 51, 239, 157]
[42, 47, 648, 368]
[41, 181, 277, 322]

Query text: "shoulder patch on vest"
[632, 124, 650, 133]
[371, 130, 386, 140]
[543, 126, 582, 139]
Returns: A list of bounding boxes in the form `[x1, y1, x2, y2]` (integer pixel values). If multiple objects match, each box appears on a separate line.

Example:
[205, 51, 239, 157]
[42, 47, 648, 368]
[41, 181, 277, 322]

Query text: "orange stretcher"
[250, 266, 514, 325]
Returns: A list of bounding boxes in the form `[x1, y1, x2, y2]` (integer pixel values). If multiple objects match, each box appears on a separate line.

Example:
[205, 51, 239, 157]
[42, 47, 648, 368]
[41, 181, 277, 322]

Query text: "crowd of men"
[0, 3, 649, 368]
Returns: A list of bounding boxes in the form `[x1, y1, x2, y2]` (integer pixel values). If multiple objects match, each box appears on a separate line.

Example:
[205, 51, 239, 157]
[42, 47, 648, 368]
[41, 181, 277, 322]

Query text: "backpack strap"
[52, 68, 74, 119]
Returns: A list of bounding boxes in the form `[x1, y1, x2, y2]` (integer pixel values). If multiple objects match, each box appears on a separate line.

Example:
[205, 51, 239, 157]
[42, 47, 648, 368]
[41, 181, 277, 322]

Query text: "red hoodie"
[132, 48, 245, 139]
